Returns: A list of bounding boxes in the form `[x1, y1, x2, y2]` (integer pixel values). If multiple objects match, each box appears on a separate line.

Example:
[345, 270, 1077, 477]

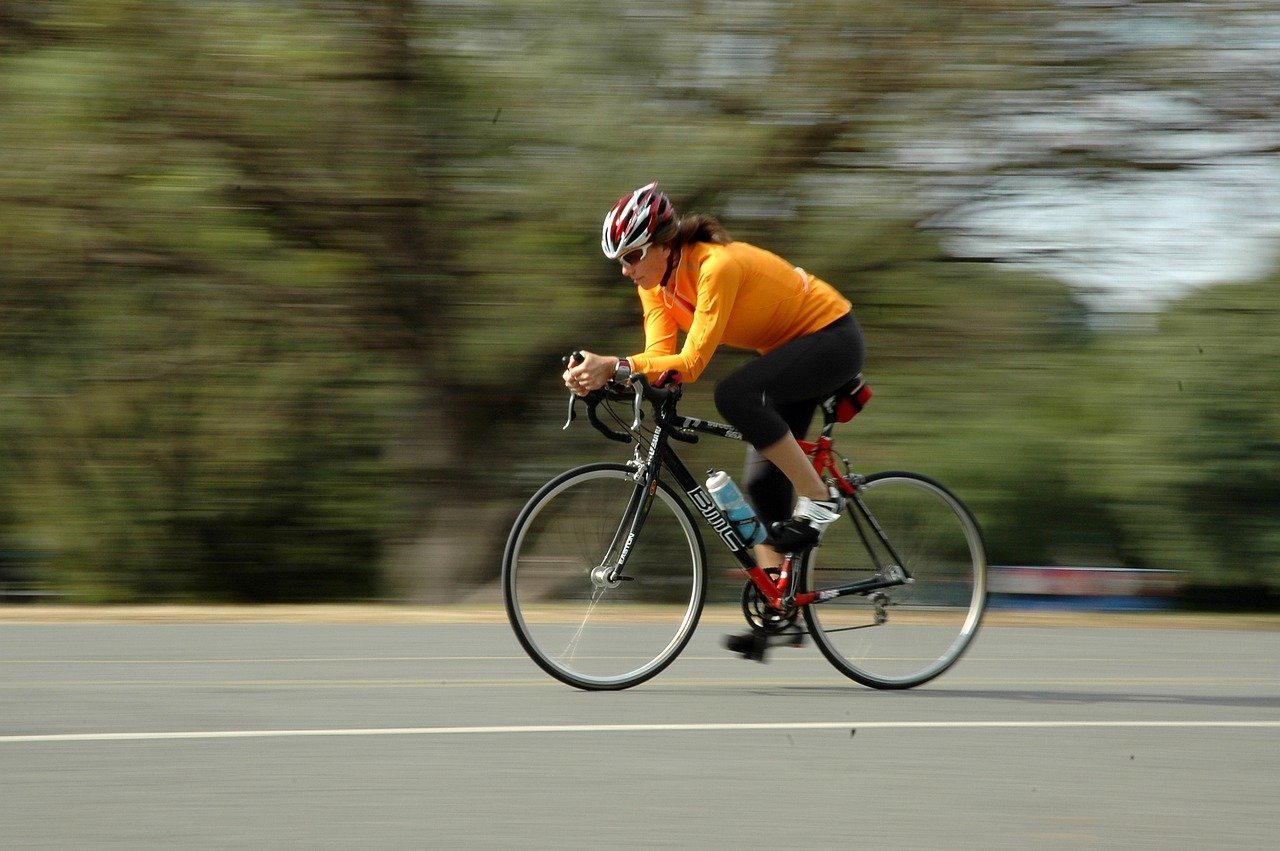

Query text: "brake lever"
[562, 350, 585, 431]
[631, 386, 643, 432]
[563, 392, 577, 430]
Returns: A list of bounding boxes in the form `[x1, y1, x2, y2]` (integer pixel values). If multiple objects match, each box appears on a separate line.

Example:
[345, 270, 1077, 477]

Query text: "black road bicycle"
[503, 366, 987, 691]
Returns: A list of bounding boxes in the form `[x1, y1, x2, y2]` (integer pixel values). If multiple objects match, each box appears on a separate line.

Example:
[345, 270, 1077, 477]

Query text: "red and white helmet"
[601, 182, 675, 259]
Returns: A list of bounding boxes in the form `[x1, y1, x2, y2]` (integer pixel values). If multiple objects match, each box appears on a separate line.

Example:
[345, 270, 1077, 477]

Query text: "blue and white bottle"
[705, 470, 766, 546]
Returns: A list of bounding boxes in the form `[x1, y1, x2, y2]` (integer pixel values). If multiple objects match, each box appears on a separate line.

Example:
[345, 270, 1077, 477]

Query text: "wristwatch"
[613, 357, 632, 384]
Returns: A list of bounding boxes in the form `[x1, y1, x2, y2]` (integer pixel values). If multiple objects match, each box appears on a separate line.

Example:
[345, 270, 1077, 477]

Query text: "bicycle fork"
[590, 464, 662, 586]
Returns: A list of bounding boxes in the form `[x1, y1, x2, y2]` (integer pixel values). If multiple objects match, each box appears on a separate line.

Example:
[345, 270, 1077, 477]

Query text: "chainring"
[739, 570, 800, 635]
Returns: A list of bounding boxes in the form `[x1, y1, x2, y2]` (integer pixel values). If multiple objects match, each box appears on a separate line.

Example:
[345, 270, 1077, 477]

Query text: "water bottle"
[705, 470, 766, 546]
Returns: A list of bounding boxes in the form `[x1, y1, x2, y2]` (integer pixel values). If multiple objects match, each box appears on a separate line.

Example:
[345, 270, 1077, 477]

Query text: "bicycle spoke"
[560, 585, 608, 662]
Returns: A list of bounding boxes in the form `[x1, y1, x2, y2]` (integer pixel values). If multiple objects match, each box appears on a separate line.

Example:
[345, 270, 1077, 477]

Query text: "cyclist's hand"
[561, 365, 585, 396]
[564, 350, 617, 396]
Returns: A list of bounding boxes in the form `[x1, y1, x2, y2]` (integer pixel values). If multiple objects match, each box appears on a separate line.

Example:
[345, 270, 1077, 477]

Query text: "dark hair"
[655, 213, 732, 248]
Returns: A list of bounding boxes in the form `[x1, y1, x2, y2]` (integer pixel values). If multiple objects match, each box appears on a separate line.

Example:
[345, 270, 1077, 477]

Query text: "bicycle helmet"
[601, 182, 675, 260]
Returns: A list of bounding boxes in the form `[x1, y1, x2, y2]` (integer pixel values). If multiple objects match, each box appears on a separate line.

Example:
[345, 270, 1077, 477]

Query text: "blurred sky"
[910, 3, 1280, 314]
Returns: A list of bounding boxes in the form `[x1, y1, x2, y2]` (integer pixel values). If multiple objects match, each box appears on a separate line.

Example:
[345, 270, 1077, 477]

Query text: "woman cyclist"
[563, 182, 867, 571]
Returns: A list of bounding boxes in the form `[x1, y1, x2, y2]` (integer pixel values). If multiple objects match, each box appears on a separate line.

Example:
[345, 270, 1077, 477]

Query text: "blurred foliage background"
[0, 0, 1276, 606]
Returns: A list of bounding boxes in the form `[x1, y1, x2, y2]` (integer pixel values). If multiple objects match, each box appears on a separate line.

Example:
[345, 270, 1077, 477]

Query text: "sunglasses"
[619, 245, 649, 267]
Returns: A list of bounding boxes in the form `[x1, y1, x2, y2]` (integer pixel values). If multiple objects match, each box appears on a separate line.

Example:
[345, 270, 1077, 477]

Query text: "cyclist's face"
[620, 243, 667, 290]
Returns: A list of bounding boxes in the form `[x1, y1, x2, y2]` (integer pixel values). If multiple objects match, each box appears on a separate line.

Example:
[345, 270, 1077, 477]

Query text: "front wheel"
[503, 463, 707, 690]
[799, 471, 987, 689]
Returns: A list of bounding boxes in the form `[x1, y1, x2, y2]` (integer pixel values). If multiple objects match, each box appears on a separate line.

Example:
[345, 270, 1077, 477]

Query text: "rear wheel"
[503, 463, 706, 690]
[799, 471, 986, 688]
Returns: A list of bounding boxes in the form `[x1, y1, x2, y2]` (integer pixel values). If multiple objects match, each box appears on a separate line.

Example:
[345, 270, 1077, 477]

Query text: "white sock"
[794, 496, 840, 530]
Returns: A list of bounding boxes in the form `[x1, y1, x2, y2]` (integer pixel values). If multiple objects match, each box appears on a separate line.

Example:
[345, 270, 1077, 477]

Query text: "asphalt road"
[0, 612, 1277, 849]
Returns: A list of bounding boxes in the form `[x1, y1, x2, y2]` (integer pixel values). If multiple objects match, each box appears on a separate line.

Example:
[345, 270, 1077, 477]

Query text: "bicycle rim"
[801, 471, 987, 688]
[503, 463, 706, 690]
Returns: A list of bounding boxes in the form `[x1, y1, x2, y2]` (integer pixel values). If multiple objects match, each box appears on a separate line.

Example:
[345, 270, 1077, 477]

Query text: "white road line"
[2, 720, 1278, 744]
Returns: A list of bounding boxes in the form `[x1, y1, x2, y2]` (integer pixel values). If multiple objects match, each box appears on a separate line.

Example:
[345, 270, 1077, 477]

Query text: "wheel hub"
[590, 565, 622, 589]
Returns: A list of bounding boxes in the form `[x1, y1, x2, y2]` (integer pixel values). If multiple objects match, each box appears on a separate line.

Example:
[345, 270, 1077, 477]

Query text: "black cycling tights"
[712, 312, 865, 529]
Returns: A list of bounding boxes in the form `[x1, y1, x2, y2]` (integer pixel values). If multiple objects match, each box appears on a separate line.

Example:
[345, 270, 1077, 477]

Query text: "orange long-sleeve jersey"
[628, 241, 851, 383]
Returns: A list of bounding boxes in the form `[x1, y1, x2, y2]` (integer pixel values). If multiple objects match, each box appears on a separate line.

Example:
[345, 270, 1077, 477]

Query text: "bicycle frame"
[610, 400, 911, 614]
[511, 371, 986, 691]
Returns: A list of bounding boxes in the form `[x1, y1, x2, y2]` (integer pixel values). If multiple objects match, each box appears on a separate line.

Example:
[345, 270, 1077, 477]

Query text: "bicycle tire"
[503, 462, 707, 690]
[799, 471, 987, 689]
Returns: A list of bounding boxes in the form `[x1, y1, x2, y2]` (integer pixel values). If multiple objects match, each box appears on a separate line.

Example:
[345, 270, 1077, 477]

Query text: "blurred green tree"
[0, 0, 1275, 606]
[0, 0, 450, 600]
[1094, 278, 1280, 599]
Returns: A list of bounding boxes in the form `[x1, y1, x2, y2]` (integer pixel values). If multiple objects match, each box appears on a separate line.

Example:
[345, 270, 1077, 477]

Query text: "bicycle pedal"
[723, 631, 769, 663]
